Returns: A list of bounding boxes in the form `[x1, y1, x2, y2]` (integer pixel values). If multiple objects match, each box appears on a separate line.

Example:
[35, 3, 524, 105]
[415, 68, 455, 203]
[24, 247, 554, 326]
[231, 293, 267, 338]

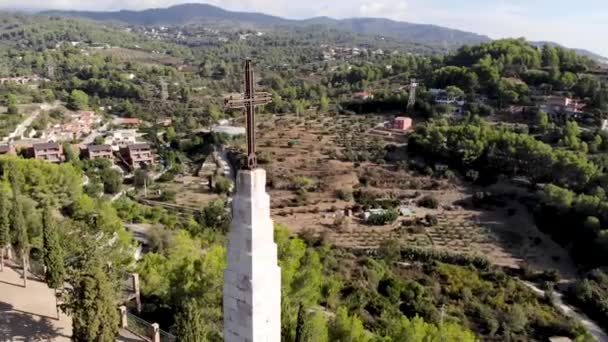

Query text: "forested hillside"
[42, 3, 490, 51]
[0, 11, 606, 341]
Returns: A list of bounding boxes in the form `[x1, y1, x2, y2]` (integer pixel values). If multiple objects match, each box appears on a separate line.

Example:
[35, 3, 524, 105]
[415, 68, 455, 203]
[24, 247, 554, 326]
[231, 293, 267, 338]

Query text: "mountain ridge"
[40, 3, 490, 50]
[39, 3, 607, 60]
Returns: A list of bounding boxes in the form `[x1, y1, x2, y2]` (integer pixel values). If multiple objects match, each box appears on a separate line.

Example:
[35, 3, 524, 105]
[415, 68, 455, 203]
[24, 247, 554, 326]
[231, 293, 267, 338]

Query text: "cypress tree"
[295, 303, 306, 342]
[0, 190, 9, 272]
[66, 256, 119, 342]
[10, 167, 28, 287]
[42, 204, 65, 318]
[174, 300, 208, 341]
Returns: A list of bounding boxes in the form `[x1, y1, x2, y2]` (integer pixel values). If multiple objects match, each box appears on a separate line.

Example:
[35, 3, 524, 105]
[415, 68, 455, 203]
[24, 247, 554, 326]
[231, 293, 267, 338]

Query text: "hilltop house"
[105, 129, 139, 150]
[386, 116, 413, 131]
[85, 144, 114, 162]
[353, 91, 374, 101]
[120, 143, 154, 169]
[29, 142, 64, 163]
[541, 96, 586, 117]
[429, 88, 466, 106]
[0, 144, 15, 155]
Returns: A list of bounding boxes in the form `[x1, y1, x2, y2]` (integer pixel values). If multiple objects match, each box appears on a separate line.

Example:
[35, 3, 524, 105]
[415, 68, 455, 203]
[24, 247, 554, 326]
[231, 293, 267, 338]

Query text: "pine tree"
[10, 168, 28, 287]
[42, 204, 65, 318]
[0, 190, 10, 272]
[174, 300, 208, 341]
[65, 255, 119, 342]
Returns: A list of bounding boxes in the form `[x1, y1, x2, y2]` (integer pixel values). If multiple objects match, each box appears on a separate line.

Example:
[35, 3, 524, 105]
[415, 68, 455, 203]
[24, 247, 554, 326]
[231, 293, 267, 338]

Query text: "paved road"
[523, 281, 608, 342]
[219, 148, 235, 181]
[124, 223, 153, 245]
[0, 262, 144, 341]
[0, 263, 72, 341]
[2, 102, 61, 143]
[81, 123, 109, 146]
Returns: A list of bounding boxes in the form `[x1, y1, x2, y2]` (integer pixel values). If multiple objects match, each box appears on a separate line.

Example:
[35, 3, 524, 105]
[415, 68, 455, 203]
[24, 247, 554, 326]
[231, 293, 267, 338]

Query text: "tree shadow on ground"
[0, 301, 69, 341]
[117, 332, 146, 342]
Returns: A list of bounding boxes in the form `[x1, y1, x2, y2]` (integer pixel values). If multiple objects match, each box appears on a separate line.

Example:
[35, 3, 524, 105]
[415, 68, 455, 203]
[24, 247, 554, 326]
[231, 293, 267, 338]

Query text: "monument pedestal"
[223, 169, 281, 342]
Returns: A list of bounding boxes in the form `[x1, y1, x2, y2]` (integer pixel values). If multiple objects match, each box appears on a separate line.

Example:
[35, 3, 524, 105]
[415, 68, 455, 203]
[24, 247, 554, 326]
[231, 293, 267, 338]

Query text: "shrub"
[425, 214, 438, 226]
[335, 188, 353, 201]
[295, 188, 309, 205]
[214, 176, 232, 195]
[160, 190, 177, 202]
[293, 176, 316, 191]
[367, 210, 398, 226]
[417, 196, 439, 209]
[466, 169, 479, 182]
[400, 247, 491, 269]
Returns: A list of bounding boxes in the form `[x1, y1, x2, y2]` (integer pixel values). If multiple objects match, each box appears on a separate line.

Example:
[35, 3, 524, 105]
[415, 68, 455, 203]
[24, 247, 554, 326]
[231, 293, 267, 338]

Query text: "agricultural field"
[91, 47, 183, 66]
[254, 112, 576, 277]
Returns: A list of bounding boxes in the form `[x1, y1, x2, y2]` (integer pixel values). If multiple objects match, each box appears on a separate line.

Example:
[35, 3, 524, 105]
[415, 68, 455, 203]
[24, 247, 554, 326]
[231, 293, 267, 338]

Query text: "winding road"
[523, 281, 608, 341]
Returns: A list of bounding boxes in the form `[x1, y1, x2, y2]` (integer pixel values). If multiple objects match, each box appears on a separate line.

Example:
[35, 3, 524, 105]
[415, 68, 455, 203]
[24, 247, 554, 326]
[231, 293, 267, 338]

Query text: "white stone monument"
[223, 169, 281, 342]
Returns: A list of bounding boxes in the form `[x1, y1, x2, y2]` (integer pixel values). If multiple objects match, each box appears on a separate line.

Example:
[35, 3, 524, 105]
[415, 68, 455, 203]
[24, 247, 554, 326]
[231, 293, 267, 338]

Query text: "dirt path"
[523, 281, 608, 342]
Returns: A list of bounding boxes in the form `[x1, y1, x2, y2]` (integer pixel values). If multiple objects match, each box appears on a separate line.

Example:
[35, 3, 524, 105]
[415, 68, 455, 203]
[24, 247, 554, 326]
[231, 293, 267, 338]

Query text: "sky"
[4, 0, 608, 57]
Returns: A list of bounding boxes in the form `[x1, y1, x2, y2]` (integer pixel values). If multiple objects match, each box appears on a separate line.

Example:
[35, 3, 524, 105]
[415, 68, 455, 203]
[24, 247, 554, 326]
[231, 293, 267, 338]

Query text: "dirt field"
[152, 175, 221, 208]
[255, 112, 577, 278]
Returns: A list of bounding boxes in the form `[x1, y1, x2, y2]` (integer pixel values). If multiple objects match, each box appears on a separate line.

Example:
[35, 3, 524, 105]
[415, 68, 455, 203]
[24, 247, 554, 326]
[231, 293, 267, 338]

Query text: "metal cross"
[224, 59, 272, 170]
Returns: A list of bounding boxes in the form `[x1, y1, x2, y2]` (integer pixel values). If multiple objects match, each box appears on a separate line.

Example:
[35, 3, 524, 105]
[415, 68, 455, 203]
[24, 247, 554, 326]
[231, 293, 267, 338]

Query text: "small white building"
[105, 129, 139, 150]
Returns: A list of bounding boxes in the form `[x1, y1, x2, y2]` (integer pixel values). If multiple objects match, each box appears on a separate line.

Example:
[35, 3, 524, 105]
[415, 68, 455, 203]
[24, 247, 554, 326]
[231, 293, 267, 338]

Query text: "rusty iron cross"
[224, 59, 272, 170]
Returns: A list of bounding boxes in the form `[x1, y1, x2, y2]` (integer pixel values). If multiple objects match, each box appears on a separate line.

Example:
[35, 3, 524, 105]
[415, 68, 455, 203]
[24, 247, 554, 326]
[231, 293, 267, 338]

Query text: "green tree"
[542, 45, 560, 68]
[68, 89, 89, 110]
[213, 176, 232, 195]
[63, 143, 79, 163]
[133, 169, 150, 189]
[6, 93, 18, 115]
[387, 316, 477, 341]
[0, 187, 9, 272]
[64, 255, 119, 342]
[504, 304, 528, 333]
[174, 301, 208, 341]
[319, 96, 330, 113]
[536, 111, 549, 131]
[446, 85, 465, 99]
[10, 168, 29, 287]
[329, 307, 370, 342]
[42, 204, 65, 318]
[300, 310, 329, 342]
[93, 136, 105, 145]
[101, 168, 122, 194]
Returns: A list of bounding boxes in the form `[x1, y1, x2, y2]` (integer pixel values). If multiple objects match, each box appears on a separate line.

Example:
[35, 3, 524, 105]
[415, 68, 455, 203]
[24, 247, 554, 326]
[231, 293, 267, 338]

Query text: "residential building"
[43, 110, 101, 142]
[44, 130, 75, 142]
[156, 117, 172, 127]
[114, 117, 143, 126]
[387, 117, 413, 131]
[105, 129, 138, 150]
[364, 208, 389, 220]
[85, 144, 114, 161]
[30, 142, 64, 163]
[542, 96, 586, 116]
[0, 75, 48, 85]
[353, 91, 374, 101]
[0, 144, 15, 155]
[430, 88, 466, 106]
[121, 143, 154, 168]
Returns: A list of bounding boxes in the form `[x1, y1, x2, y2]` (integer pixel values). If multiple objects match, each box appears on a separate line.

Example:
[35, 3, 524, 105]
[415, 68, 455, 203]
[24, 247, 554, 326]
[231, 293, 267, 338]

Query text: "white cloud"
[358, 1, 408, 20]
